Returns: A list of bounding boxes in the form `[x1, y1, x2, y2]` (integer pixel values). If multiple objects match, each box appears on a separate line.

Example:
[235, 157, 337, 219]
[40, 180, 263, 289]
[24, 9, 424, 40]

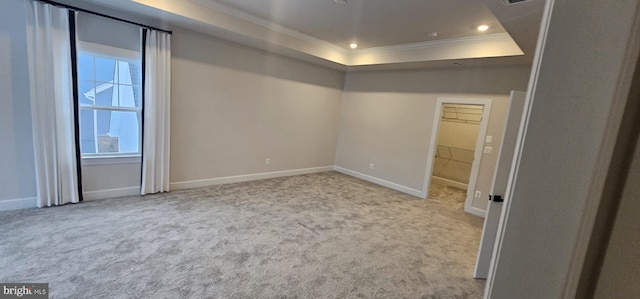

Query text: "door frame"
[422, 97, 492, 217]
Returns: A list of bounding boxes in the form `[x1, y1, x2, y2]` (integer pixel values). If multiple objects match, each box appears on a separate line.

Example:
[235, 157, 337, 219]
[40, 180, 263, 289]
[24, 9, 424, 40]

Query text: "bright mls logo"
[0, 284, 48, 299]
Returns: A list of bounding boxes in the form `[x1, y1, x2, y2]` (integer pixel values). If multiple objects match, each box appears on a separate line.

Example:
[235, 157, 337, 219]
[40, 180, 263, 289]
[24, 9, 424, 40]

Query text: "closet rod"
[36, 0, 173, 35]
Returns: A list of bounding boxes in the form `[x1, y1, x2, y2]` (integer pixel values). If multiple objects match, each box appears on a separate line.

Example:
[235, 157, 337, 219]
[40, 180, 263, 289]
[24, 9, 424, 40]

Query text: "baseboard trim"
[170, 166, 335, 190]
[465, 206, 487, 218]
[83, 186, 140, 201]
[334, 166, 424, 198]
[431, 176, 468, 190]
[0, 197, 37, 211]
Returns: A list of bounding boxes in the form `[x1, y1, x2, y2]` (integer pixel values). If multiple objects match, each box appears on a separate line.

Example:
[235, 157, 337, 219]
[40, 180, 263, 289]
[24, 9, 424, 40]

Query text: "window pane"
[76, 48, 142, 157]
[79, 80, 96, 106]
[116, 61, 132, 85]
[96, 110, 111, 136]
[133, 85, 140, 108]
[95, 57, 117, 83]
[77, 54, 94, 81]
[96, 110, 139, 154]
[129, 63, 140, 86]
[118, 84, 138, 108]
[79, 109, 96, 154]
[94, 82, 116, 107]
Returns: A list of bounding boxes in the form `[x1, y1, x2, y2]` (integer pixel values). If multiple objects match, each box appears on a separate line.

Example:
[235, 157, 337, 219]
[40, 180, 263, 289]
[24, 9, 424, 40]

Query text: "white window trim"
[78, 41, 139, 61]
[81, 155, 141, 166]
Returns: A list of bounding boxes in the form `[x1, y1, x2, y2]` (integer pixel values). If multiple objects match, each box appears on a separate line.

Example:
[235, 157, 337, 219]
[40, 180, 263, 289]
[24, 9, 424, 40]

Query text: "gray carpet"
[0, 172, 485, 298]
[428, 181, 468, 211]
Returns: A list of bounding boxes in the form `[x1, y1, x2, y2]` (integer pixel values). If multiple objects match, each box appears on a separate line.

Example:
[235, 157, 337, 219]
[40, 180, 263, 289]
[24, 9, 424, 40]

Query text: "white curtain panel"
[141, 29, 171, 195]
[25, 1, 81, 207]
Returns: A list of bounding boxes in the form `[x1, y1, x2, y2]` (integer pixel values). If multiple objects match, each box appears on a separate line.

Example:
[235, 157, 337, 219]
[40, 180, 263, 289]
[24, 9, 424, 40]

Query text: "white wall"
[170, 28, 344, 187]
[0, 0, 37, 210]
[77, 23, 345, 194]
[488, 0, 640, 297]
[81, 162, 141, 200]
[335, 66, 530, 210]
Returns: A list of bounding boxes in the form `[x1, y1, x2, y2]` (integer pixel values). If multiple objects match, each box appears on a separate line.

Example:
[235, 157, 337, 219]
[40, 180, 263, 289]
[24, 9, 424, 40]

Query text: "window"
[77, 42, 141, 157]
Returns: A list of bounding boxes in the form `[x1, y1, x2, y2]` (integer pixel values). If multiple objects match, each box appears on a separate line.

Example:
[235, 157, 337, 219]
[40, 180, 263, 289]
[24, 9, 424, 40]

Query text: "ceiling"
[198, 0, 508, 49]
[82, 0, 546, 70]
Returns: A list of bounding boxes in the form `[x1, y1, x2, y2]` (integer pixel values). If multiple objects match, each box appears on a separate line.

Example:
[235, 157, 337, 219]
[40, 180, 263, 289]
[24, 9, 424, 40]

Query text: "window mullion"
[80, 106, 140, 113]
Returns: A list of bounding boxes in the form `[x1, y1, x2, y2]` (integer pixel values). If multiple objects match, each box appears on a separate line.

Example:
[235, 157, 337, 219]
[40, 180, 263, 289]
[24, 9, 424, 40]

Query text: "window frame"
[77, 41, 143, 160]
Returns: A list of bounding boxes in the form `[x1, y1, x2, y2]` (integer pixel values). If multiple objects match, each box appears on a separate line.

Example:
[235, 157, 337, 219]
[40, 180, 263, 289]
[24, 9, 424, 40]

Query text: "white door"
[474, 91, 526, 278]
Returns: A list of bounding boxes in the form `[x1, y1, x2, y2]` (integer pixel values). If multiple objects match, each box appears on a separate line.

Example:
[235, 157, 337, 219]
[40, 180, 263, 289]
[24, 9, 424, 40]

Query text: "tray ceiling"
[82, 0, 545, 70]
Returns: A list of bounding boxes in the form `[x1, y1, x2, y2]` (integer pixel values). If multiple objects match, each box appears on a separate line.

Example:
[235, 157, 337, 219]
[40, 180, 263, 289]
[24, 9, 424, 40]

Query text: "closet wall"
[432, 104, 483, 189]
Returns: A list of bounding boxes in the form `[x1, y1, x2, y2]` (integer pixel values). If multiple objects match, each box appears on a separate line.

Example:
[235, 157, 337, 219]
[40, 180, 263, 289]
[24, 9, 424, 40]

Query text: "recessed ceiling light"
[334, 0, 347, 4]
[349, 43, 358, 49]
[477, 25, 489, 32]
[427, 32, 439, 37]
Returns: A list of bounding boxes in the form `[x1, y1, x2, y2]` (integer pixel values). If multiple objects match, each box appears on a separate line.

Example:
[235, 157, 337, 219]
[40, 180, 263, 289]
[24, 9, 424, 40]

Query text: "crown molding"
[353, 33, 517, 54]
[348, 32, 524, 66]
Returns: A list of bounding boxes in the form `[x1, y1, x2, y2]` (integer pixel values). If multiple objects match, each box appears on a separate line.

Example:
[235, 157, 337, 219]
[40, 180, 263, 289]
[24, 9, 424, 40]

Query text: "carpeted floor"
[0, 172, 484, 298]
[428, 181, 469, 211]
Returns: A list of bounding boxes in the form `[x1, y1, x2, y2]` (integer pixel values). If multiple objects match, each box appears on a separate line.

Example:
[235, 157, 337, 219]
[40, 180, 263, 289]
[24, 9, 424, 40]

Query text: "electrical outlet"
[475, 191, 482, 198]
[484, 146, 493, 154]
[369, 163, 375, 169]
[266, 158, 271, 165]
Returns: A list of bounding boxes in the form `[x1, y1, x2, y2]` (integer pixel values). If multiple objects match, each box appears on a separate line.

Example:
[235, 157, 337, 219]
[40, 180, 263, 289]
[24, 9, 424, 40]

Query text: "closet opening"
[423, 98, 491, 216]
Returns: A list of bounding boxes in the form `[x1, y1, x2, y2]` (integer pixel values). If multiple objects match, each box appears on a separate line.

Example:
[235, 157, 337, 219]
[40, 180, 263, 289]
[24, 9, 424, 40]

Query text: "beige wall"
[434, 109, 482, 185]
[438, 121, 481, 151]
[335, 66, 530, 211]
[170, 28, 344, 184]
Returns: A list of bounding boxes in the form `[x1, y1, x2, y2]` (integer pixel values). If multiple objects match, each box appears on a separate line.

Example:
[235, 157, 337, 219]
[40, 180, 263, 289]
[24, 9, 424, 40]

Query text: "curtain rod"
[36, 0, 173, 35]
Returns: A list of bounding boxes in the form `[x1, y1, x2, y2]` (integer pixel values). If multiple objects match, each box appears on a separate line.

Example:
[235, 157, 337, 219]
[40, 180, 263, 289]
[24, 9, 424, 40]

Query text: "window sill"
[81, 155, 141, 166]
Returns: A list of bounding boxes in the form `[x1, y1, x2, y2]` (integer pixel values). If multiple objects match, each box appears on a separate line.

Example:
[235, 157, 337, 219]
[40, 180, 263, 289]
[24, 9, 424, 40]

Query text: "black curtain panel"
[68, 10, 83, 202]
[140, 28, 147, 188]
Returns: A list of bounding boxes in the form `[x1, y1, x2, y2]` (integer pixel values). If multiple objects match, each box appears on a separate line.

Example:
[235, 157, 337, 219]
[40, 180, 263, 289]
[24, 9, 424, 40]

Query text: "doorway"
[423, 98, 492, 216]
